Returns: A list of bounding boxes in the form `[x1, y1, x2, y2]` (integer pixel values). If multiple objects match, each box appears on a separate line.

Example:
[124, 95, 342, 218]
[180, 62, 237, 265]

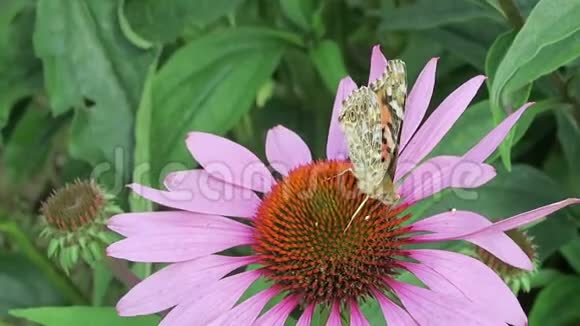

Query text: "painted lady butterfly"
[338, 59, 407, 229]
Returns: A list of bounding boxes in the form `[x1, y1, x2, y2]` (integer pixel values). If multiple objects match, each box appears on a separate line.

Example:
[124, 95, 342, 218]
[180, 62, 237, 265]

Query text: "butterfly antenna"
[344, 195, 370, 232]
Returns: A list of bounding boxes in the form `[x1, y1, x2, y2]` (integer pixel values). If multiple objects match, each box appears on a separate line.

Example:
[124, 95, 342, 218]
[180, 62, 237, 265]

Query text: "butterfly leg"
[344, 195, 370, 232]
[324, 168, 353, 181]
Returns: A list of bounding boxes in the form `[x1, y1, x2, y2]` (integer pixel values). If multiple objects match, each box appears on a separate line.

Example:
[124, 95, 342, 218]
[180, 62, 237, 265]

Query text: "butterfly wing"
[339, 87, 385, 189]
[370, 59, 407, 180]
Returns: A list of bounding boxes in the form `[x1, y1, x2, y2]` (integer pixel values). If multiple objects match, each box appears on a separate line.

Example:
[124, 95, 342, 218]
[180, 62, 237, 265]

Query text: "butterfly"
[338, 59, 407, 230]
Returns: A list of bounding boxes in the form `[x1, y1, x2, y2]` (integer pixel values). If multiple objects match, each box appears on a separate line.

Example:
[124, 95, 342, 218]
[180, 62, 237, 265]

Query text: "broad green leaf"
[0, 254, 65, 315]
[418, 165, 576, 260]
[556, 110, 580, 194]
[529, 268, 566, 289]
[529, 276, 580, 325]
[309, 40, 348, 92]
[423, 27, 487, 70]
[122, 0, 245, 44]
[149, 28, 297, 185]
[129, 49, 160, 212]
[490, 0, 580, 167]
[561, 238, 580, 274]
[485, 31, 517, 87]
[10, 307, 159, 326]
[2, 103, 61, 185]
[378, 0, 500, 31]
[34, 0, 157, 179]
[429, 99, 559, 161]
[0, 0, 41, 142]
[280, 0, 315, 31]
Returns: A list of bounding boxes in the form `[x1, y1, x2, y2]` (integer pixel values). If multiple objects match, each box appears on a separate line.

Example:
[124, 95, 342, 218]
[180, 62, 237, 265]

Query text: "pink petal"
[106, 218, 253, 262]
[208, 287, 279, 326]
[349, 301, 370, 326]
[297, 304, 315, 326]
[464, 103, 533, 162]
[385, 279, 503, 326]
[405, 249, 527, 326]
[396, 75, 486, 180]
[460, 198, 580, 237]
[400, 58, 438, 151]
[159, 270, 261, 326]
[266, 125, 312, 176]
[398, 156, 496, 204]
[327, 77, 357, 160]
[116, 255, 255, 316]
[186, 132, 275, 192]
[128, 182, 259, 218]
[409, 210, 532, 270]
[326, 302, 341, 326]
[371, 288, 418, 326]
[254, 295, 299, 326]
[108, 211, 242, 237]
[368, 45, 388, 85]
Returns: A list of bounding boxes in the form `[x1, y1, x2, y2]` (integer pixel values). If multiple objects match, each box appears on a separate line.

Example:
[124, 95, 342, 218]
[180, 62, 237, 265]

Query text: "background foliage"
[1, 0, 580, 325]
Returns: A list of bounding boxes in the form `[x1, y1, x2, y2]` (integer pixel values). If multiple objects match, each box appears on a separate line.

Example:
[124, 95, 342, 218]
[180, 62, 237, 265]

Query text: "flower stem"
[0, 219, 87, 304]
[105, 256, 141, 289]
[498, 0, 524, 29]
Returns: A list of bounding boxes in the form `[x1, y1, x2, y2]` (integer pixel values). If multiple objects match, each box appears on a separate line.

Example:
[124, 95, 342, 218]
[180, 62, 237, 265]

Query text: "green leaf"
[490, 0, 580, 167]
[0, 0, 41, 142]
[149, 28, 296, 184]
[122, 0, 245, 44]
[485, 30, 517, 87]
[423, 27, 488, 70]
[556, 110, 580, 195]
[2, 103, 61, 185]
[429, 99, 559, 161]
[529, 268, 566, 289]
[0, 254, 65, 316]
[129, 49, 160, 212]
[561, 238, 580, 274]
[91, 262, 114, 306]
[309, 40, 348, 92]
[378, 0, 500, 31]
[34, 0, 157, 177]
[280, 0, 315, 31]
[10, 307, 159, 326]
[418, 165, 577, 260]
[529, 276, 580, 325]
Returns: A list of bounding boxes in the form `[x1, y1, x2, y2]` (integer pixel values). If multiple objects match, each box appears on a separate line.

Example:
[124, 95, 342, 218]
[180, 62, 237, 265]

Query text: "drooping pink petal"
[460, 198, 580, 237]
[398, 156, 495, 204]
[409, 210, 532, 270]
[368, 45, 388, 85]
[106, 218, 253, 262]
[326, 302, 342, 326]
[399, 58, 438, 151]
[349, 300, 370, 326]
[371, 288, 418, 326]
[297, 304, 315, 326]
[464, 102, 533, 162]
[116, 255, 256, 316]
[266, 125, 312, 176]
[159, 270, 261, 326]
[208, 287, 279, 326]
[108, 211, 243, 237]
[405, 249, 527, 326]
[253, 295, 299, 326]
[396, 75, 486, 180]
[385, 279, 502, 325]
[186, 132, 275, 192]
[128, 183, 259, 218]
[327, 77, 357, 160]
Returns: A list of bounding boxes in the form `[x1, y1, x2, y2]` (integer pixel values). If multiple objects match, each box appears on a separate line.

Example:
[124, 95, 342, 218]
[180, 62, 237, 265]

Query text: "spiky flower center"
[253, 161, 410, 304]
[41, 180, 105, 231]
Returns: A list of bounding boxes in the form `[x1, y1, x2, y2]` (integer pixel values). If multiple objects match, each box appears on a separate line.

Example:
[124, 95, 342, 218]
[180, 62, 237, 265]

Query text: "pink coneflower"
[107, 46, 579, 325]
